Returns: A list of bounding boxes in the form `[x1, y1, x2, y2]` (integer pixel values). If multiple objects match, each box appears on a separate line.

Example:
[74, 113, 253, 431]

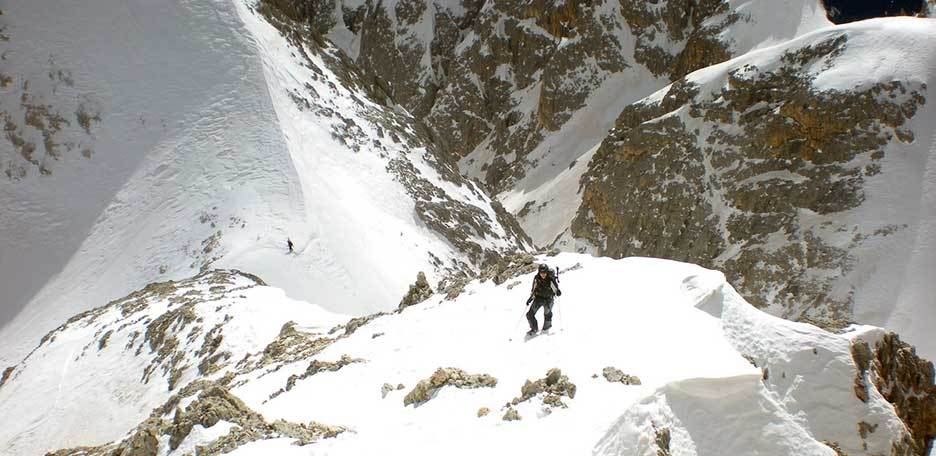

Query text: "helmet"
[538, 264, 549, 273]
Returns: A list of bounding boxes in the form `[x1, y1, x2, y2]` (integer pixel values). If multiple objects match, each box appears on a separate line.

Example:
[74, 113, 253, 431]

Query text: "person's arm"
[552, 277, 561, 296]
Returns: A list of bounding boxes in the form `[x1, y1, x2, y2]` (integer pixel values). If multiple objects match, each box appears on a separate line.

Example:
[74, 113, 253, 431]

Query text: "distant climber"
[526, 263, 561, 336]
[287, 238, 294, 253]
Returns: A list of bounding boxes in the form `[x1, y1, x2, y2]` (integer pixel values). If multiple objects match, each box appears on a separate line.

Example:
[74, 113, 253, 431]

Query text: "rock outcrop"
[478, 252, 539, 286]
[602, 367, 641, 385]
[852, 334, 936, 455]
[271, 354, 365, 399]
[510, 367, 577, 409]
[403, 367, 497, 406]
[256, 1, 533, 275]
[258, 0, 753, 193]
[381, 382, 406, 398]
[252, 321, 334, 370]
[572, 32, 927, 325]
[398, 271, 434, 310]
[50, 382, 346, 456]
[0, 366, 13, 389]
[502, 407, 521, 421]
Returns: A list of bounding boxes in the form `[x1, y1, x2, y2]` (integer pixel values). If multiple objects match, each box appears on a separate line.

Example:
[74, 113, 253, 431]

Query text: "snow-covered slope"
[3, 254, 931, 455]
[567, 18, 936, 360]
[0, 0, 293, 361]
[0, 270, 345, 455]
[243, 0, 936, 362]
[0, 0, 528, 366]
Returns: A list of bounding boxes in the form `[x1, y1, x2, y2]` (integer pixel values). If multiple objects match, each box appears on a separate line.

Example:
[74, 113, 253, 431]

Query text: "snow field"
[0, 254, 915, 455]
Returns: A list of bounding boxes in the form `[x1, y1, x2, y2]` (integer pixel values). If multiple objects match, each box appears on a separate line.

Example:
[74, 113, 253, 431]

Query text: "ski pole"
[553, 267, 563, 332]
[509, 297, 532, 341]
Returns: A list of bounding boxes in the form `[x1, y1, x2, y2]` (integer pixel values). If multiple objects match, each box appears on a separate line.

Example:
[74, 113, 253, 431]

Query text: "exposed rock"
[868, 334, 936, 455]
[257, 1, 532, 281]
[478, 252, 538, 285]
[511, 368, 576, 409]
[851, 339, 873, 403]
[24, 270, 267, 397]
[49, 382, 346, 455]
[654, 424, 671, 456]
[398, 271, 434, 310]
[330, 312, 390, 337]
[542, 394, 566, 408]
[572, 33, 927, 324]
[380, 383, 406, 398]
[821, 440, 847, 456]
[602, 367, 641, 385]
[620, 0, 737, 80]
[502, 407, 521, 421]
[258, 0, 744, 193]
[255, 321, 334, 369]
[852, 334, 936, 455]
[858, 420, 878, 439]
[381, 383, 395, 398]
[275, 355, 365, 399]
[403, 367, 498, 406]
[477, 407, 490, 417]
[118, 425, 160, 456]
[0, 366, 13, 388]
[437, 274, 471, 301]
[0, 9, 102, 181]
[168, 386, 255, 449]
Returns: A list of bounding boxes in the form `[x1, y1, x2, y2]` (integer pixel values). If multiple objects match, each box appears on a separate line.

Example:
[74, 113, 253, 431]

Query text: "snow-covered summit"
[2, 254, 932, 455]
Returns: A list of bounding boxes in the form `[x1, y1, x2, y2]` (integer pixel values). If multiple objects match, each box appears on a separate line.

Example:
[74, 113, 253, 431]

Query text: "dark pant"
[527, 296, 554, 331]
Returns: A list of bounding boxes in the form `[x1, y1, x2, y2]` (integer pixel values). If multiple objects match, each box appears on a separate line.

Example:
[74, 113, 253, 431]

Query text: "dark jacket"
[531, 273, 560, 299]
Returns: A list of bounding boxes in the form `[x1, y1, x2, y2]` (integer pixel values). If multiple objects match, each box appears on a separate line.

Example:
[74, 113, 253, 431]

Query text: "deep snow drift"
[0, 254, 924, 455]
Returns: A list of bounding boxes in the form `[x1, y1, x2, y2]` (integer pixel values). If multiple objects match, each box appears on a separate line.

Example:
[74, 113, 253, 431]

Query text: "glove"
[526, 296, 534, 306]
[556, 290, 562, 297]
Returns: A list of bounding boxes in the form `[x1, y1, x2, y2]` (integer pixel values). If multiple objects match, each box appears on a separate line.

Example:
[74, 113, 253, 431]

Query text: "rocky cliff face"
[852, 333, 936, 455]
[569, 25, 931, 328]
[252, 0, 936, 354]
[254, 1, 533, 272]
[262, 0, 775, 193]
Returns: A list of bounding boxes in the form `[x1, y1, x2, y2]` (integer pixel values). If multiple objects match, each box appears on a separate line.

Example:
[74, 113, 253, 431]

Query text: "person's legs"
[526, 300, 542, 333]
[542, 299, 554, 330]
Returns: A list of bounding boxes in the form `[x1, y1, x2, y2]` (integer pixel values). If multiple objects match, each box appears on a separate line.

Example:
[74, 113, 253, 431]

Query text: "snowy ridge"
[0, 270, 345, 456]
[3, 254, 923, 455]
[0, 0, 298, 366]
[0, 0, 528, 367]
